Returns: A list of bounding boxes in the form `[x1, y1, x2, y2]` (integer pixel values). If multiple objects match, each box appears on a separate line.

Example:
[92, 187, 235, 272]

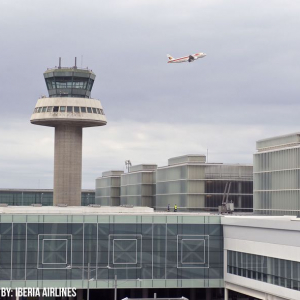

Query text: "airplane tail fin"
[167, 54, 174, 60]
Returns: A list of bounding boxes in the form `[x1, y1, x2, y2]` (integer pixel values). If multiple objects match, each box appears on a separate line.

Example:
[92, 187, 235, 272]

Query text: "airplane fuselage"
[167, 52, 206, 63]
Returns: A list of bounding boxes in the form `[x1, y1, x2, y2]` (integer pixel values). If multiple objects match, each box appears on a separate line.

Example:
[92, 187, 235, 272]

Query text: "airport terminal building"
[96, 155, 253, 213]
[254, 133, 300, 216]
[0, 206, 300, 300]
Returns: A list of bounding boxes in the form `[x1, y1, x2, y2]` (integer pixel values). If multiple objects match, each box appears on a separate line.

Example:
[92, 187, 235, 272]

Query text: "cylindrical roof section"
[44, 67, 96, 98]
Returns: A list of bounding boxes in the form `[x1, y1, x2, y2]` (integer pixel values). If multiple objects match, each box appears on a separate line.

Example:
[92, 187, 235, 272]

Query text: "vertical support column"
[54, 125, 82, 206]
[114, 275, 117, 300]
[224, 288, 228, 300]
[238, 182, 242, 210]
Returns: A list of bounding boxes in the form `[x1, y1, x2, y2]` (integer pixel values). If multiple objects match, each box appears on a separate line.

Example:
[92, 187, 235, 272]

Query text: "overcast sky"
[1, 0, 300, 189]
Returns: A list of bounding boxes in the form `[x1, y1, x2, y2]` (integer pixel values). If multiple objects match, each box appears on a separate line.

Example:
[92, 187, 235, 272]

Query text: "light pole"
[78, 264, 141, 300]
[113, 274, 141, 300]
[87, 263, 90, 300]
[114, 274, 117, 300]
[87, 263, 96, 300]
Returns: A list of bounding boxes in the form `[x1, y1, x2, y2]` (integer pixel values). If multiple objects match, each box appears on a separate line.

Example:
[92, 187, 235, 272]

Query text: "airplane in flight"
[167, 52, 206, 63]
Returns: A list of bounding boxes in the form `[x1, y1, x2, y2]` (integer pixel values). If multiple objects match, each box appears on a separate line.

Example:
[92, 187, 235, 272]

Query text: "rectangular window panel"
[42, 107, 47, 112]
[113, 239, 137, 264]
[81, 107, 86, 113]
[42, 239, 67, 264]
[181, 239, 205, 264]
[74, 106, 80, 113]
[53, 106, 59, 112]
[47, 106, 53, 112]
[177, 235, 209, 268]
[227, 250, 300, 292]
[67, 106, 73, 113]
[60, 106, 66, 112]
[108, 234, 142, 269]
[37, 234, 72, 269]
[87, 107, 92, 113]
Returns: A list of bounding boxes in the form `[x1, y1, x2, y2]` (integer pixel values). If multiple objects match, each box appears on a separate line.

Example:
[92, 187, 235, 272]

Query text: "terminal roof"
[0, 206, 221, 216]
[256, 132, 300, 151]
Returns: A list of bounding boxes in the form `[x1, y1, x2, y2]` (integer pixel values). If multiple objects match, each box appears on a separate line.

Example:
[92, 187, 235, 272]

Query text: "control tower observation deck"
[30, 60, 107, 206]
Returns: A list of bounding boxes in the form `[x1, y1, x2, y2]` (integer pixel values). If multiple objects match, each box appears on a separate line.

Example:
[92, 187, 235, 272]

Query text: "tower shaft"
[54, 125, 82, 206]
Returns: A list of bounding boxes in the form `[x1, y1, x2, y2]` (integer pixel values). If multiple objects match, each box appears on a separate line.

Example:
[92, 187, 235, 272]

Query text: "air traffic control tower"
[30, 59, 107, 206]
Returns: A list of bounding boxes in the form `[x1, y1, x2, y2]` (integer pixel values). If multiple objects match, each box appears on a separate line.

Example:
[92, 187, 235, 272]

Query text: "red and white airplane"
[167, 52, 206, 63]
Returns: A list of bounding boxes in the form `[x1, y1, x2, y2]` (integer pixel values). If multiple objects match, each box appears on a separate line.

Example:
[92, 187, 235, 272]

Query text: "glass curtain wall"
[95, 176, 121, 206]
[0, 214, 223, 289]
[121, 172, 156, 207]
[228, 250, 300, 291]
[254, 147, 300, 216]
[156, 164, 253, 212]
[0, 191, 95, 206]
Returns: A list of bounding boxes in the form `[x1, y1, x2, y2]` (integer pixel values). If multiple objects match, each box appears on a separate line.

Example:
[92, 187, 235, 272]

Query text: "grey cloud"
[0, 0, 300, 188]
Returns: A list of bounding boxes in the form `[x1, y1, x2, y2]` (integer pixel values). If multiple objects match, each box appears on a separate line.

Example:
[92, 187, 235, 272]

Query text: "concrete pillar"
[224, 288, 228, 300]
[54, 125, 82, 206]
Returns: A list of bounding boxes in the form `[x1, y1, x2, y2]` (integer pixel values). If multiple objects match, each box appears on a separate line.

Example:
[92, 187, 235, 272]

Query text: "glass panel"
[67, 106, 73, 113]
[92, 108, 97, 113]
[81, 107, 86, 113]
[53, 106, 59, 112]
[47, 106, 53, 112]
[37, 107, 42, 113]
[87, 79, 94, 91]
[60, 106, 66, 112]
[42, 107, 47, 112]
[74, 106, 80, 113]
[87, 107, 92, 113]
[96, 108, 100, 114]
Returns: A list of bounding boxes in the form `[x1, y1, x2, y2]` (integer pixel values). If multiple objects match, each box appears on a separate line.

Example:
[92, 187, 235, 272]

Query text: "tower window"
[47, 106, 53, 112]
[60, 106, 66, 112]
[42, 107, 47, 112]
[53, 106, 59, 112]
[81, 107, 86, 113]
[67, 106, 73, 113]
[87, 79, 94, 91]
[74, 106, 80, 113]
[37, 107, 42, 113]
[92, 108, 97, 114]
[96, 108, 101, 114]
[87, 107, 92, 113]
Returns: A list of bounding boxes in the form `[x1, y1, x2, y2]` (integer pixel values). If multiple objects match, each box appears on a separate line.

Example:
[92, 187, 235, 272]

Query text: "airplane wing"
[188, 55, 195, 62]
